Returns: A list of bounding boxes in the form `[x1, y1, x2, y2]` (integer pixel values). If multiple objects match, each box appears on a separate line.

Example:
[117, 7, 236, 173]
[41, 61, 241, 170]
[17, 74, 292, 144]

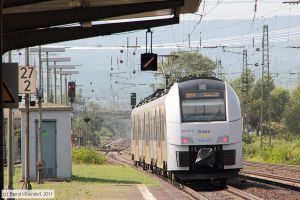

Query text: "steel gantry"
[260, 25, 271, 148]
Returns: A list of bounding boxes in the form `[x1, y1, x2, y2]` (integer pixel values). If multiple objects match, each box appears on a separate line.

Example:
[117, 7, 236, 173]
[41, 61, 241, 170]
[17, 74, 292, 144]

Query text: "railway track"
[107, 152, 262, 200]
[106, 141, 300, 193]
[244, 161, 300, 173]
[240, 169, 300, 190]
[102, 138, 130, 153]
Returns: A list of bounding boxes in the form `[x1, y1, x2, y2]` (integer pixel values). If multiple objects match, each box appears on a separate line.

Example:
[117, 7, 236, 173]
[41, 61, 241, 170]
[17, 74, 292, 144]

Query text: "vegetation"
[283, 83, 300, 135]
[158, 51, 216, 84]
[243, 135, 300, 165]
[72, 100, 131, 147]
[4, 164, 159, 200]
[231, 69, 300, 165]
[72, 147, 107, 164]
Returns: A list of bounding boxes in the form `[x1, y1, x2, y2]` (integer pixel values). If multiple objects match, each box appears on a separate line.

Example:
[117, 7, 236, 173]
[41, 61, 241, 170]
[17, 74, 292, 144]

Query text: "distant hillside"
[54, 15, 300, 104]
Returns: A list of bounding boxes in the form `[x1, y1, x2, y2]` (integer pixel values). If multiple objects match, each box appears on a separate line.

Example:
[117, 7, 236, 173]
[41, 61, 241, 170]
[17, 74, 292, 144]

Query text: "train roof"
[135, 75, 224, 108]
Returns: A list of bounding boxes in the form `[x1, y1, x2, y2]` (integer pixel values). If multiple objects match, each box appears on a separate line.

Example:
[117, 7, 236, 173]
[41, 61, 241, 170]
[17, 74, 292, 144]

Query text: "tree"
[230, 69, 255, 132]
[158, 51, 216, 84]
[270, 87, 289, 122]
[283, 83, 300, 135]
[248, 76, 275, 135]
[230, 69, 255, 110]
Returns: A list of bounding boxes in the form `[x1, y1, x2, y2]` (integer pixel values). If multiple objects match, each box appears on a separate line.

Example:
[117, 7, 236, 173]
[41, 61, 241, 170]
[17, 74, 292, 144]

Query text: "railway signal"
[68, 82, 76, 103]
[130, 93, 136, 109]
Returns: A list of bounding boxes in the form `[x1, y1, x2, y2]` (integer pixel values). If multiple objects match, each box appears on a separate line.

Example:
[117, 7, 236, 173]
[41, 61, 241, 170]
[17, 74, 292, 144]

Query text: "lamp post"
[83, 117, 91, 146]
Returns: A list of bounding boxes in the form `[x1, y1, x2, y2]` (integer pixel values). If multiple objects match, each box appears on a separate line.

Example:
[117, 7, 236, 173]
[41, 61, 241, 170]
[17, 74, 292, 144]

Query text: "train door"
[131, 116, 135, 156]
[145, 112, 150, 164]
[156, 107, 162, 168]
[152, 109, 156, 164]
[159, 106, 165, 166]
[149, 110, 154, 164]
[134, 116, 139, 161]
[136, 115, 141, 160]
[142, 113, 146, 162]
[139, 115, 143, 161]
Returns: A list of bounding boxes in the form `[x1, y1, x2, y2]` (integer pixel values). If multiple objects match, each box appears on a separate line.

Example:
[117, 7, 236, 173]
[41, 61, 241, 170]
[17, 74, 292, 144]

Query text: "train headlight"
[181, 137, 193, 144]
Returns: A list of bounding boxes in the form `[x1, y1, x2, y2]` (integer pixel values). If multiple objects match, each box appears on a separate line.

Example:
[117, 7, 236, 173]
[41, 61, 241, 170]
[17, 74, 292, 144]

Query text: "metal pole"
[199, 32, 202, 50]
[37, 46, 43, 184]
[65, 74, 68, 105]
[46, 52, 49, 102]
[7, 51, 14, 191]
[54, 62, 57, 104]
[24, 48, 32, 189]
[60, 68, 62, 105]
[0, 1, 4, 195]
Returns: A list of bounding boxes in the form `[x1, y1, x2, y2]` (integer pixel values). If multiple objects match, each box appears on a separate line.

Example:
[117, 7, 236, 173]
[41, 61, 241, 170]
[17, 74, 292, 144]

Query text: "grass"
[4, 164, 159, 200]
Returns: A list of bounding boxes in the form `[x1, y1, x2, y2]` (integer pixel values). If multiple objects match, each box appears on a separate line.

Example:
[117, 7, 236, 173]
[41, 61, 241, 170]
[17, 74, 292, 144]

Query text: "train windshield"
[179, 79, 226, 122]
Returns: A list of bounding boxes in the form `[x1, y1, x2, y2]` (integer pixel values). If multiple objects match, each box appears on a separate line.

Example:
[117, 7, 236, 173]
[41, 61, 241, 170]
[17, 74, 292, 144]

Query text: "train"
[131, 76, 242, 184]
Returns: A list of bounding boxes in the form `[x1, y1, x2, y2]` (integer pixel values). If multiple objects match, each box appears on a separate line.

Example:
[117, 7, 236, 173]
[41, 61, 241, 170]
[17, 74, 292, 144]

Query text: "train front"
[165, 78, 242, 181]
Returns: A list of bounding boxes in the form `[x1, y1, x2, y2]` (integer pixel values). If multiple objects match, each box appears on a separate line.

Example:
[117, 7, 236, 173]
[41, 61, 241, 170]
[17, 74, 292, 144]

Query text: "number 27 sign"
[19, 66, 36, 94]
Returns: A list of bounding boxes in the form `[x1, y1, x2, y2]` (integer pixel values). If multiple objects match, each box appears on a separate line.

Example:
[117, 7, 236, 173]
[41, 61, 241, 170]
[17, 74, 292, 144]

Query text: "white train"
[131, 76, 242, 183]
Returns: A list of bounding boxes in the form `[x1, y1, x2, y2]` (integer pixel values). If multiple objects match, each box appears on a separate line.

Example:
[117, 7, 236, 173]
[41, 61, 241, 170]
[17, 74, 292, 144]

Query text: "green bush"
[243, 135, 300, 165]
[72, 147, 107, 164]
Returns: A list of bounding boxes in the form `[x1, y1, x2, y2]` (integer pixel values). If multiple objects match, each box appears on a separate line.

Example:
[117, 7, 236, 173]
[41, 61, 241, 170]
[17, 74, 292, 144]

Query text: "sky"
[7, 0, 300, 109]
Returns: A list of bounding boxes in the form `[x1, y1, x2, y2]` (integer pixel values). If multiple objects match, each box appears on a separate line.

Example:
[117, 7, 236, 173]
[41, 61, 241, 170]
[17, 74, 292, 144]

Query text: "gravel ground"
[228, 178, 300, 200]
[200, 190, 243, 200]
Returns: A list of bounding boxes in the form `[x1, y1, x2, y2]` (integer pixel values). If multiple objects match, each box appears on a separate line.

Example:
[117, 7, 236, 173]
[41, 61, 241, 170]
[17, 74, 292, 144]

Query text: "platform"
[91, 181, 191, 200]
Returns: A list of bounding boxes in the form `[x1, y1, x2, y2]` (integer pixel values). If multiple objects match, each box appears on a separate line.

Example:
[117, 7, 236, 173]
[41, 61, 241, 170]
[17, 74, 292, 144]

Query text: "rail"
[108, 151, 262, 200]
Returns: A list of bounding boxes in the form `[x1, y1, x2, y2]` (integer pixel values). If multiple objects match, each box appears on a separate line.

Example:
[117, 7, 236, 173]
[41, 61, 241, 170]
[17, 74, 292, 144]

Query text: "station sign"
[18, 66, 36, 94]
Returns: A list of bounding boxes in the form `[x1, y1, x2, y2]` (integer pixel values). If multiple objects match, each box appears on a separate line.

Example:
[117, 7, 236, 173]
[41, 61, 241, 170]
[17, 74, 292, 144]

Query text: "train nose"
[195, 148, 215, 167]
